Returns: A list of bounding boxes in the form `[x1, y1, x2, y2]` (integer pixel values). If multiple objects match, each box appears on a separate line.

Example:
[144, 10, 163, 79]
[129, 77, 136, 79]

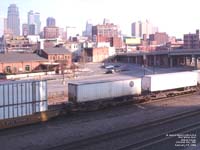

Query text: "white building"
[131, 20, 158, 38]
[66, 26, 78, 40]
[27, 35, 40, 44]
[131, 21, 140, 38]
[28, 10, 41, 35]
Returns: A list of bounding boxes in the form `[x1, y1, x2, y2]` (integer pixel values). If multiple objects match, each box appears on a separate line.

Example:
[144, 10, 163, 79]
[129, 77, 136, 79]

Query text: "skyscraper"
[7, 4, 20, 36]
[34, 12, 41, 34]
[28, 10, 34, 25]
[28, 10, 41, 35]
[140, 21, 148, 37]
[131, 21, 140, 37]
[83, 20, 93, 39]
[46, 17, 56, 27]
[22, 24, 29, 36]
[28, 24, 35, 35]
[131, 20, 158, 38]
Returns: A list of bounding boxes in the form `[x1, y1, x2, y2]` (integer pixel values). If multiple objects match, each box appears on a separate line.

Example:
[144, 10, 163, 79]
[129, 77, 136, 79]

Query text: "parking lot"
[47, 62, 195, 103]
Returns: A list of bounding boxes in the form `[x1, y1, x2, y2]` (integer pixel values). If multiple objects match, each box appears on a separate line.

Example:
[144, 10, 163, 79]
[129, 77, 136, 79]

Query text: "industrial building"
[92, 21, 122, 48]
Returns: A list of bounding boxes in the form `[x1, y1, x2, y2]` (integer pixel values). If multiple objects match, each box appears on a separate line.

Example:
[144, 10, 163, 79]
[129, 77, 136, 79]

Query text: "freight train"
[0, 80, 61, 129]
[68, 71, 200, 108]
[1, 70, 200, 129]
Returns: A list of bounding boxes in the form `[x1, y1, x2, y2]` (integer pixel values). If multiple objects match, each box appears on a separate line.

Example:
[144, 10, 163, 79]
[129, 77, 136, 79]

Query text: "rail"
[119, 119, 200, 150]
[46, 108, 200, 150]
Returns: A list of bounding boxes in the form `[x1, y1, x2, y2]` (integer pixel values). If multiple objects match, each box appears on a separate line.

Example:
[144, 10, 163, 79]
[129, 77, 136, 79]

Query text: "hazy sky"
[1, 0, 200, 38]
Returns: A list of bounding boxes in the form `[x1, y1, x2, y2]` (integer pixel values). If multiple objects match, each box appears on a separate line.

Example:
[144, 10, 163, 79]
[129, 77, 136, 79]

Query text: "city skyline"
[1, 0, 200, 38]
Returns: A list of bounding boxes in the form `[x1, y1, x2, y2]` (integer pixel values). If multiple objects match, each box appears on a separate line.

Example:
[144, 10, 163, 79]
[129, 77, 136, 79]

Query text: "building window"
[13, 67, 17, 73]
[25, 65, 30, 72]
[6, 66, 11, 73]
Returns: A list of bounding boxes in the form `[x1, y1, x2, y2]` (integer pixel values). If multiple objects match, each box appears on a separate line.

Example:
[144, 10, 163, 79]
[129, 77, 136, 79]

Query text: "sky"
[1, 0, 200, 38]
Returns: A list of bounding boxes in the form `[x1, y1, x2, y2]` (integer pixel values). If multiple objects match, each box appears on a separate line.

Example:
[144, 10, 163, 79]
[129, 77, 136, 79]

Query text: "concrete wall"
[93, 47, 109, 62]
[0, 71, 55, 79]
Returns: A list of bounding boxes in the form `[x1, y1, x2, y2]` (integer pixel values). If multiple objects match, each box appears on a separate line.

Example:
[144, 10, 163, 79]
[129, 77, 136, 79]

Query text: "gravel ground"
[0, 94, 200, 150]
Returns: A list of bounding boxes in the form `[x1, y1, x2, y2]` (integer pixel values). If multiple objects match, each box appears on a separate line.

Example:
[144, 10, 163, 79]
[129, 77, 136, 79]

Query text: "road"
[1, 93, 200, 150]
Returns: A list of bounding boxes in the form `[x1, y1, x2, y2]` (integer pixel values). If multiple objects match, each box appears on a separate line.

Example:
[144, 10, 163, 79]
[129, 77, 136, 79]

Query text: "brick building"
[184, 30, 200, 49]
[44, 26, 59, 39]
[92, 23, 122, 48]
[37, 47, 72, 70]
[0, 53, 48, 74]
[149, 32, 169, 46]
[83, 47, 115, 63]
[4, 36, 36, 52]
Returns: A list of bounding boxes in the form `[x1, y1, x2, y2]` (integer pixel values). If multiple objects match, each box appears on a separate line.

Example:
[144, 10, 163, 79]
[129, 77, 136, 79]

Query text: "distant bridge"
[115, 49, 200, 68]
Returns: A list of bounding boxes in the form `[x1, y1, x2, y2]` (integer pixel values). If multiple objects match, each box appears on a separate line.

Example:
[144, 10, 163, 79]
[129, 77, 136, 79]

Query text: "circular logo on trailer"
[129, 81, 134, 87]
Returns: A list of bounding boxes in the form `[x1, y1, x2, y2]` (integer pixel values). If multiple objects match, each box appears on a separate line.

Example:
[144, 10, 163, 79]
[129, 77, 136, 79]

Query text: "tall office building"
[131, 21, 140, 37]
[28, 24, 35, 35]
[7, 4, 20, 36]
[140, 21, 148, 37]
[22, 24, 29, 36]
[34, 12, 41, 34]
[131, 20, 158, 38]
[28, 10, 34, 25]
[47, 17, 56, 27]
[28, 10, 41, 35]
[83, 20, 93, 39]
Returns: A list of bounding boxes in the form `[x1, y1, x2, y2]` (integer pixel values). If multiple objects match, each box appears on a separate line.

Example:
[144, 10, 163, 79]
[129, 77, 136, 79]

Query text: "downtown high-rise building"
[46, 17, 56, 27]
[83, 20, 93, 39]
[22, 24, 29, 36]
[28, 10, 41, 35]
[131, 21, 140, 37]
[7, 4, 20, 36]
[131, 20, 158, 38]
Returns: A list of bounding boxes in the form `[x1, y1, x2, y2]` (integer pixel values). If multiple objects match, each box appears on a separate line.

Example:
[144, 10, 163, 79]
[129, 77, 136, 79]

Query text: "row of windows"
[5, 65, 30, 73]
[49, 55, 70, 60]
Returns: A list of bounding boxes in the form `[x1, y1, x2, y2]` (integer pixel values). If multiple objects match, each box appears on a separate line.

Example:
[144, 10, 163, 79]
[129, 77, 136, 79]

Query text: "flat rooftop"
[69, 75, 140, 85]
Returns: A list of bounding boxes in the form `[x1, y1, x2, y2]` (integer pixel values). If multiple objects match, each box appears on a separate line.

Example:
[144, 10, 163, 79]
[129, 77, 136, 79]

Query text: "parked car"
[105, 65, 115, 69]
[105, 69, 115, 74]
[114, 64, 121, 68]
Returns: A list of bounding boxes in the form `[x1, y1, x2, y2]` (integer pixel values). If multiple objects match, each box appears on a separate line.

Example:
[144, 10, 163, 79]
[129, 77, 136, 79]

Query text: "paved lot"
[47, 62, 195, 100]
[1, 94, 200, 150]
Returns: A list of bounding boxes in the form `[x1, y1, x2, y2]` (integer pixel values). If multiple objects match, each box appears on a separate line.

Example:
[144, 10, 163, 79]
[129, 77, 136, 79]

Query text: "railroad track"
[118, 121, 200, 150]
[47, 108, 200, 150]
[70, 89, 198, 112]
[139, 90, 198, 105]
